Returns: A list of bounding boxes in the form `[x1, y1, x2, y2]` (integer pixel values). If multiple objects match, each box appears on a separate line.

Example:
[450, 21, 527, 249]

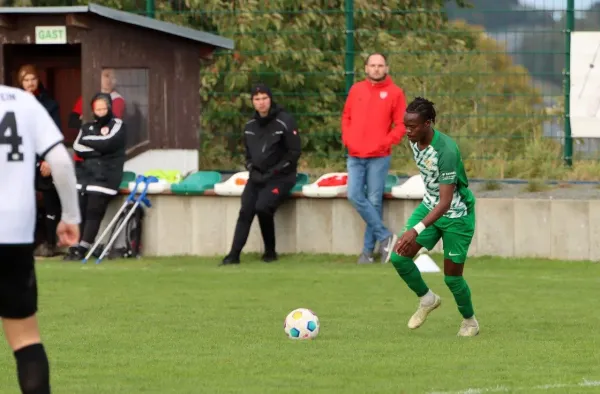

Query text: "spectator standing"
[341, 53, 407, 264]
[221, 84, 301, 266]
[18, 64, 63, 257]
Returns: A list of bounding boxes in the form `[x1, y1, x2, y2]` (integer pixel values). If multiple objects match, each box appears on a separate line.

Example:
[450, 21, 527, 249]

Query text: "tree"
[66, 0, 549, 177]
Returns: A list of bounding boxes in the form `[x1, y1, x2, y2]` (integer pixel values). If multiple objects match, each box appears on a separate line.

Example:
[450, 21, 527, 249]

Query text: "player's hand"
[56, 221, 80, 247]
[40, 161, 51, 177]
[394, 229, 417, 256]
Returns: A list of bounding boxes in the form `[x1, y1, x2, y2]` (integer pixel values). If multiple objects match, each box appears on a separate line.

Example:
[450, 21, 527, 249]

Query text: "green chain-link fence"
[177, 0, 598, 180]
[5, 0, 600, 180]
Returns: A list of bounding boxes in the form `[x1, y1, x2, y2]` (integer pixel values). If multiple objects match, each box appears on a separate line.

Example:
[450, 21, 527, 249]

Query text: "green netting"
[10, 0, 597, 180]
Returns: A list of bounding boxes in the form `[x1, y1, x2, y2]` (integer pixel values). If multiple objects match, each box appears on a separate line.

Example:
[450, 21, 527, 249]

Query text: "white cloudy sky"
[519, 0, 596, 10]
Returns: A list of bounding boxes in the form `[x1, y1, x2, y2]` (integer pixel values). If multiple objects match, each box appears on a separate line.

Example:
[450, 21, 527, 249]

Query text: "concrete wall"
[100, 195, 598, 261]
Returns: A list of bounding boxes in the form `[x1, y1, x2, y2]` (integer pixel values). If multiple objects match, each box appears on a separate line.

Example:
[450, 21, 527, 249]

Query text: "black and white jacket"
[73, 117, 126, 195]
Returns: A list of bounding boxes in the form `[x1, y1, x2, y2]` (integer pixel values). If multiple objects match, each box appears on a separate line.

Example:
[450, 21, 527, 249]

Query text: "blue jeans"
[346, 155, 392, 254]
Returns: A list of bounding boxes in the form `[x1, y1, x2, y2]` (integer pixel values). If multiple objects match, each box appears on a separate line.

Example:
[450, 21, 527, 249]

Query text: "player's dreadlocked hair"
[406, 97, 436, 124]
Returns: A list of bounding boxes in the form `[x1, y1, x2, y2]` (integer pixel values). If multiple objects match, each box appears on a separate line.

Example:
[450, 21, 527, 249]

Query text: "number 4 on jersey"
[0, 112, 24, 162]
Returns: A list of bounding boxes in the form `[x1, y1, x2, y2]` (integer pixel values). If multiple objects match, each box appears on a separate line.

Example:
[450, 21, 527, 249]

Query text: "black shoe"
[219, 253, 240, 266]
[262, 251, 278, 263]
[63, 246, 86, 261]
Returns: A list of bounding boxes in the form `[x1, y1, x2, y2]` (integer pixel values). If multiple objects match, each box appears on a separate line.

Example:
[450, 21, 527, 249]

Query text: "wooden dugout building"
[0, 3, 234, 157]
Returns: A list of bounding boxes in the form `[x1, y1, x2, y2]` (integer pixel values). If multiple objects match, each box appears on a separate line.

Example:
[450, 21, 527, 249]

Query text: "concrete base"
[99, 195, 599, 261]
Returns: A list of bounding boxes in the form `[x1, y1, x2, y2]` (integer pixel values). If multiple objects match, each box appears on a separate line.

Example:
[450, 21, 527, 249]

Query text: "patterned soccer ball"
[284, 308, 320, 340]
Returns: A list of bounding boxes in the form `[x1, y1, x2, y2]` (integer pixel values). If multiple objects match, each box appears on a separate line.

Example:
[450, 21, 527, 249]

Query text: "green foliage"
[523, 179, 550, 193]
[9, 0, 580, 179]
[167, 0, 550, 177]
[481, 180, 502, 191]
[117, 0, 547, 176]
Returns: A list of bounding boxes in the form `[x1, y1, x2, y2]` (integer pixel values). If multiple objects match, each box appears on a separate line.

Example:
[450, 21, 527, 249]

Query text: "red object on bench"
[317, 174, 348, 187]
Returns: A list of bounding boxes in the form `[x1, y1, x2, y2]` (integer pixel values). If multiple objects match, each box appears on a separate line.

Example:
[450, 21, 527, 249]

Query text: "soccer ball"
[284, 308, 320, 340]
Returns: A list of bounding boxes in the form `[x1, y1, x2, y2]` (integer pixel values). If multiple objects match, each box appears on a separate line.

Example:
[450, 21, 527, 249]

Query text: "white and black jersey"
[73, 117, 126, 195]
[0, 85, 64, 244]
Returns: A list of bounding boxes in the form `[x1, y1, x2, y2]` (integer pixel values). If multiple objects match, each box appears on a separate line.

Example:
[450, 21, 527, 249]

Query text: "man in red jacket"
[341, 53, 407, 264]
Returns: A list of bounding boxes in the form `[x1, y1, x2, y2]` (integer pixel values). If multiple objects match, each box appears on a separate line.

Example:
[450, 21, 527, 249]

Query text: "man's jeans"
[346, 155, 392, 254]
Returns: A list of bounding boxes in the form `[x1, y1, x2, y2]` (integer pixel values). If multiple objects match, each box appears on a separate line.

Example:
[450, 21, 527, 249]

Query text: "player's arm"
[420, 184, 455, 228]
[79, 120, 126, 154]
[415, 147, 458, 231]
[44, 144, 81, 225]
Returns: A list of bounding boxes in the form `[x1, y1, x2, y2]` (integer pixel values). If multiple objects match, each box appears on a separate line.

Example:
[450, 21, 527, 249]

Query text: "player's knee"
[443, 259, 464, 276]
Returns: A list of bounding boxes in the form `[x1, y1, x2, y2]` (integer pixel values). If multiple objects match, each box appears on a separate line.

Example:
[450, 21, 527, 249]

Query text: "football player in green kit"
[385, 97, 479, 337]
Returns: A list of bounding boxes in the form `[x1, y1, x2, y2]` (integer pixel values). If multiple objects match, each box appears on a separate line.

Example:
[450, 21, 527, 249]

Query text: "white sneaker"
[407, 293, 441, 329]
[457, 317, 480, 337]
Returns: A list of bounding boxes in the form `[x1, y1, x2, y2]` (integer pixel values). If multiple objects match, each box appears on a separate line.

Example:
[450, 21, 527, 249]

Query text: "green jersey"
[409, 129, 475, 219]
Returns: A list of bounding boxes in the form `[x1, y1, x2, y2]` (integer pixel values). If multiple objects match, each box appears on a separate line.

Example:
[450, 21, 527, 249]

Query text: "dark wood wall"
[0, 13, 212, 156]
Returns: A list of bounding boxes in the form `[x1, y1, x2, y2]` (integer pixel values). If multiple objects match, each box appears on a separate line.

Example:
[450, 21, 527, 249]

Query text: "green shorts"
[402, 202, 475, 263]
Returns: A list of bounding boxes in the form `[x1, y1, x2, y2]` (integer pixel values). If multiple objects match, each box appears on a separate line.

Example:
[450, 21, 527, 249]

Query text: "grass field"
[1, 254, 599, 394]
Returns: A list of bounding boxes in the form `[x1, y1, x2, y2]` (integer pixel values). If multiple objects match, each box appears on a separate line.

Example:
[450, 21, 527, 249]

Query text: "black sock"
[14, 343, 50, 394]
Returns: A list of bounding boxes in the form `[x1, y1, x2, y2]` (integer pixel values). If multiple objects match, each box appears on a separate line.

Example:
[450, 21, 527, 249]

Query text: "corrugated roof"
[0, 3, 234, 50]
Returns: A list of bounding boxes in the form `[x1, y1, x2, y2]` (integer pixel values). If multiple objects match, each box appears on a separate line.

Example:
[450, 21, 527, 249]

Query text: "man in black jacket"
[17, 64, 63, 257]
[221, 84, 302, 265]
[64, 93, 127, 261]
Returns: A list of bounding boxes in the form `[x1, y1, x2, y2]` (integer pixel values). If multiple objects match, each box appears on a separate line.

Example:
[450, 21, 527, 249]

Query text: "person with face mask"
[17, 64, 64, 257]
[64, 93, 127, 261]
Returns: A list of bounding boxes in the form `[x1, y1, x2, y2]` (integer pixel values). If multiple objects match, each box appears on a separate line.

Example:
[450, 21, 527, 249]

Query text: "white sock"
[465, 316, 477, 323]
[420, 290, 435, 306]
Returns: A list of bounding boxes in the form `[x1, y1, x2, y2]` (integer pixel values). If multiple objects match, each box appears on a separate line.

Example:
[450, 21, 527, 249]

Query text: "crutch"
[93, 175, 158, 264]
[81, 175, 153, 263]
[94, 175, 157, 264]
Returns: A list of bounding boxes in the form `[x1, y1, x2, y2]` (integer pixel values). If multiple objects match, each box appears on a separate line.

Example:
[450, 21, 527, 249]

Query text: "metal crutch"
[95, 175, 158, 264]
[82, 175, 147, 264]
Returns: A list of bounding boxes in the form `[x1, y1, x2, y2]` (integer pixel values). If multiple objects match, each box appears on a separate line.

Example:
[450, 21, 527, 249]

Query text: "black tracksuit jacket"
[243, 103, 301, 179]
[73, 117, 126, 195]
[34, 85, 61, 191]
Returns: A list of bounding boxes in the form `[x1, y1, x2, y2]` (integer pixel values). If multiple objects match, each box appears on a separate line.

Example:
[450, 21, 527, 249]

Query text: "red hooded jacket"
[341, 76, 407, 158]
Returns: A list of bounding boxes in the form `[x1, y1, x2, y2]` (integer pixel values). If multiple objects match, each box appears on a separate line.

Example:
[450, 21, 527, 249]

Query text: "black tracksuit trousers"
[229, 174, 296, 255]
[41, 187, 61, 247]
[78, 192, 113, 247]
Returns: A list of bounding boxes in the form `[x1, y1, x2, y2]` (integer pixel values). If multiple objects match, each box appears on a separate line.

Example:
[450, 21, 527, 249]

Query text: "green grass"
[2, 254, 600, 394]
